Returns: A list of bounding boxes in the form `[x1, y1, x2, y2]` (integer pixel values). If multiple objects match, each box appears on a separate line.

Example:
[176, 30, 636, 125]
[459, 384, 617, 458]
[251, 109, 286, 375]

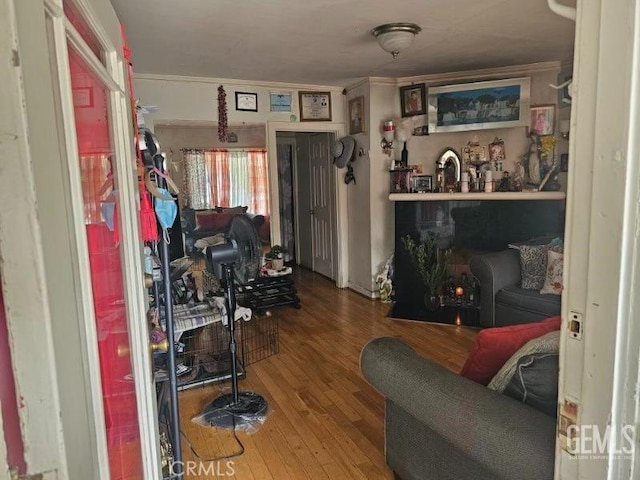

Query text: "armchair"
[470, 249, 561, 328]
[360, 337, 556, 480]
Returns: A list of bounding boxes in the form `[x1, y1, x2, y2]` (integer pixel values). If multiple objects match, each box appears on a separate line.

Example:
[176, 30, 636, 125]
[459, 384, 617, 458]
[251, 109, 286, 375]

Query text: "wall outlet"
[568, 311, 583, 340]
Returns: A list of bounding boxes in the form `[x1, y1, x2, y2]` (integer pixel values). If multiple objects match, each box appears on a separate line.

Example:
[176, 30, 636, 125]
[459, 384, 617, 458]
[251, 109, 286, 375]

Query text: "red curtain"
[247, 150, 269, 214]
[189, 149, 269, 214]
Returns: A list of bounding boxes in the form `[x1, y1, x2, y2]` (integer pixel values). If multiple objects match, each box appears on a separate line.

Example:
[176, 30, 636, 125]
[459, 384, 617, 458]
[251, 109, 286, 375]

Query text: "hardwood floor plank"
[177, 268, 477, 479]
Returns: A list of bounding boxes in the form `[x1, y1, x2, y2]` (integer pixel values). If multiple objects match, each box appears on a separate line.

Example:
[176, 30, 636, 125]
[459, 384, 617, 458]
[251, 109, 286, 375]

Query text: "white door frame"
[557, 0, 640, 478]
[44, 0, 161, 478]
[2, 0, 161, 477]
[267, 121, 348, 287]
[0, 0, 69, 476]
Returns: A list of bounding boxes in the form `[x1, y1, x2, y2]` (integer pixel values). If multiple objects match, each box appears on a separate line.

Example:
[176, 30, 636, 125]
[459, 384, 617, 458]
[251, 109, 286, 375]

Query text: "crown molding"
[344, 76, 399, 93]
[133, 73, 344, 93]
[397, 61, 562, 86]
[343, 62, 563, 93]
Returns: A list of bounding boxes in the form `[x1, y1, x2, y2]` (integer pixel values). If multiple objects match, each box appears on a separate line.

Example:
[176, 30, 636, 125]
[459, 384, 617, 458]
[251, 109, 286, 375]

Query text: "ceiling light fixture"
[372, 23, 421, 59]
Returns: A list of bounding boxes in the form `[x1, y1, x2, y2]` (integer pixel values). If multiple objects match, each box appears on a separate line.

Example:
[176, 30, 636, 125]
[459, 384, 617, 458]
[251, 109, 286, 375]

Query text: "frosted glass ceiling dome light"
[372, 23, 421, 59]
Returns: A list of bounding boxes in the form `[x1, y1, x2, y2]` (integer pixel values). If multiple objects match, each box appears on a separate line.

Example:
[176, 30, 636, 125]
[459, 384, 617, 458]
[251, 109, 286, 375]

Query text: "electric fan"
[203, 215, 268, 429]
[226, 214, 262, 284]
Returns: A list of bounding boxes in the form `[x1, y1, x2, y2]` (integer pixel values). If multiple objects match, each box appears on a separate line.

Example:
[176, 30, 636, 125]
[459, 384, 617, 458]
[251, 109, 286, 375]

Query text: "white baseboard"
[348, 282, 377, 299]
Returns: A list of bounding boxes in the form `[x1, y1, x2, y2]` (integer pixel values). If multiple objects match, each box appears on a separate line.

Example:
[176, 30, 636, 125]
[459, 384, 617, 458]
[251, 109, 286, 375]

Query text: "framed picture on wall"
[529, 104, 556, 136]
[428, 77, 531, 133]
[235, 91, 258, 112]
[299, 91, 332, 121]
[348, 96, 365, 134]
[270, 92, 292, 112]
[400, 84, 427, 117]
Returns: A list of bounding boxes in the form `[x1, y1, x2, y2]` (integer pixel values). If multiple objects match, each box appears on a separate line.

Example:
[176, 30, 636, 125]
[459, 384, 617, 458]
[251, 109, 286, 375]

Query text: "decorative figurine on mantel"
[522, 132, 560, 191]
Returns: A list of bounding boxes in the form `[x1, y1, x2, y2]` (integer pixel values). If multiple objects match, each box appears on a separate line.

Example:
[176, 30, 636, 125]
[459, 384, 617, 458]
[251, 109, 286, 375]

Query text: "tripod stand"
[203, 245, 268, 429]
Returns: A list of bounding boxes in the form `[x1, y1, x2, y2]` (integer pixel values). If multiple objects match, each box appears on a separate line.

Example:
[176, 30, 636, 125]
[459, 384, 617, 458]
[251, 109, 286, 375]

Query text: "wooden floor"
[178, 268, 478, 479]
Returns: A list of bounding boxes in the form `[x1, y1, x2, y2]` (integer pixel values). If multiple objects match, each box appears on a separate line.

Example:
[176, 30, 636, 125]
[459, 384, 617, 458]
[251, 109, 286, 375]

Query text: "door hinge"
[10, 468, 44, 480]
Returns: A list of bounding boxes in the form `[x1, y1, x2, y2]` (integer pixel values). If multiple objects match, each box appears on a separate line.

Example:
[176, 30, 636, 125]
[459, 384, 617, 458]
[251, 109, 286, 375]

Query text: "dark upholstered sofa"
[470, 249, 561, 328]
[360, 337, 556, 480]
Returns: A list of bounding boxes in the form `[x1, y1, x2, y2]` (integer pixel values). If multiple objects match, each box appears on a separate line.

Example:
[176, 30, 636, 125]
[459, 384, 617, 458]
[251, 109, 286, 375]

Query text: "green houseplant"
[402, 234, 449, 311]
[265, 244, 286, 270]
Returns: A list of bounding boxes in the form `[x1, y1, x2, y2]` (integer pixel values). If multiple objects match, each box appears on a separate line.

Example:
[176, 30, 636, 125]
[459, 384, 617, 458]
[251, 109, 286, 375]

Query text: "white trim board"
[345, 61, 563, 92]
[267, 121, 348, 289]
[0, 0, 69, 475]
[135, 72, 345, 93]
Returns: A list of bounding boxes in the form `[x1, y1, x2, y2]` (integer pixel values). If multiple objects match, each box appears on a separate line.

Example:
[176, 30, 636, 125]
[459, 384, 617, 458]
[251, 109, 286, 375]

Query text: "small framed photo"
[348, 96, 365, 134]
[488, 138, 506, 162]
[530, 104, 555, 136]
[270, 92, 292, 112]
[299, 91, 332, 121]
[235, 91, 258, 112]
[411, 174, 433, 193]
[400, 84, 427, 117]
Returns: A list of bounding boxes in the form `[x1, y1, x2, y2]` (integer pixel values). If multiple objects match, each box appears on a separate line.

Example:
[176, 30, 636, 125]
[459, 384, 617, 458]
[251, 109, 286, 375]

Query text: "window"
[183, 149, 270, 214]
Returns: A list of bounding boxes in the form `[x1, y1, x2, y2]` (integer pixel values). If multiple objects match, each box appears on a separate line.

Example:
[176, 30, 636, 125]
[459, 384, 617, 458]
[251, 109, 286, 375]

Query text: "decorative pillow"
[459, 315, 561, 385]
[488, 330, 560, 392]
[503, 352, 559, 417]
[540, 250, 564, 295]
[195, 212, 235, 231]
[519, 244, 549, 290]
[215, 206, 248, 214]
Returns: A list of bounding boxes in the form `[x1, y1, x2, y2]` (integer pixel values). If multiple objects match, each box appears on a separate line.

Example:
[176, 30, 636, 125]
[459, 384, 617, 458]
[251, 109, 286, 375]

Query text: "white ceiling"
[111, 0, 576, 86]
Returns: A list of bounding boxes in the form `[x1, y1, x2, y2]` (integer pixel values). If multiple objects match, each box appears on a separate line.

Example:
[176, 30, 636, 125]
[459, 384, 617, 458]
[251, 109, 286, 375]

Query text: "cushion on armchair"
[459, 316, 561, 385]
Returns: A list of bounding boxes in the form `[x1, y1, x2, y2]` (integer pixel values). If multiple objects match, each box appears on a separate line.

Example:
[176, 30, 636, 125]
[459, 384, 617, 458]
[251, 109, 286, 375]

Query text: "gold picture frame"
[299, 91, 332, 121]
[348, 96, 365, 134]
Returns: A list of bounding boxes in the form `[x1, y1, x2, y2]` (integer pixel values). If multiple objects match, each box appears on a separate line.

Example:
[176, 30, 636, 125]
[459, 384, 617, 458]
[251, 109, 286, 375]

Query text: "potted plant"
[402, 234, 449, 311]
[265, 244, 286, 270]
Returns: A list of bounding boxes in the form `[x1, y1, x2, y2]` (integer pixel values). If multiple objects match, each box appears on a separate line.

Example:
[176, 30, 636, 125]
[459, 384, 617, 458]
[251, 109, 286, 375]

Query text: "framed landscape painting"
[427, 77, 531, 133]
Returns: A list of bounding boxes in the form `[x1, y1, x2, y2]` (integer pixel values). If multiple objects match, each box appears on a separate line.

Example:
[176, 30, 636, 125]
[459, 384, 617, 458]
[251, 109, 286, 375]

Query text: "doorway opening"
[276, 131, 337, 280]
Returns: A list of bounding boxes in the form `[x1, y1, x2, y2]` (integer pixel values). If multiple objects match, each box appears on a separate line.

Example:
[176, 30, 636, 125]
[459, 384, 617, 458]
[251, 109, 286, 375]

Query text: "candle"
[455, 286, 464, 297]
[461, 172, 469, 182]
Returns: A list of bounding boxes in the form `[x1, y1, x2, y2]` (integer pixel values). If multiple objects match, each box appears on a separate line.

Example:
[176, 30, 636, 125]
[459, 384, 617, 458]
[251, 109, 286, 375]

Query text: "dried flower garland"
[217, 85, 228, 142]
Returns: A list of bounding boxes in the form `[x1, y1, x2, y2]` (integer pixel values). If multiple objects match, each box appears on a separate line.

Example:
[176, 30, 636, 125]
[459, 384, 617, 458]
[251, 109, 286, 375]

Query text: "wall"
[135, 75, 345, 130]
[368, 82, 399, 290]
[400, 66, 564, 184]
[345, 82, 372, 295]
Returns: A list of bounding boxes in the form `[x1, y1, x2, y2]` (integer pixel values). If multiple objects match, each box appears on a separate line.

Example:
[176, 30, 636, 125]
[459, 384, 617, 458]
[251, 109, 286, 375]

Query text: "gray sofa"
[469, 249, 561, 328]
[360, 337, 556, 480]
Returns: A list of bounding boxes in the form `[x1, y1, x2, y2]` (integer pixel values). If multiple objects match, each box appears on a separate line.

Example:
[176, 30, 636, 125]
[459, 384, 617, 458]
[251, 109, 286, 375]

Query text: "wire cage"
[176, 319, 239, 390]
[240, 312, 279, 366]
[161, 304, 278, 391]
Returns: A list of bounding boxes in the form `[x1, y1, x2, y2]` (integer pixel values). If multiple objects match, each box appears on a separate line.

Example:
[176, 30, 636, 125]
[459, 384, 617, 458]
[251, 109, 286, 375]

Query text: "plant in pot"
[265, 245, 286, 271]
[402, 234, 449, 311]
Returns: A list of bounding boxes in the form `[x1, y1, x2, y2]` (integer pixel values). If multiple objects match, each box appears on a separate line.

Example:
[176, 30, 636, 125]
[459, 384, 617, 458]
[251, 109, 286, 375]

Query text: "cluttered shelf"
[389, 191, 566, 201]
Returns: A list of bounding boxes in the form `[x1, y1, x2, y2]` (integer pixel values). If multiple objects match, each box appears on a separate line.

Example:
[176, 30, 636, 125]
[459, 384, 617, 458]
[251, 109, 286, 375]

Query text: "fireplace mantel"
[389, 191, 566, 201]
[391, 195, 565, 323]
